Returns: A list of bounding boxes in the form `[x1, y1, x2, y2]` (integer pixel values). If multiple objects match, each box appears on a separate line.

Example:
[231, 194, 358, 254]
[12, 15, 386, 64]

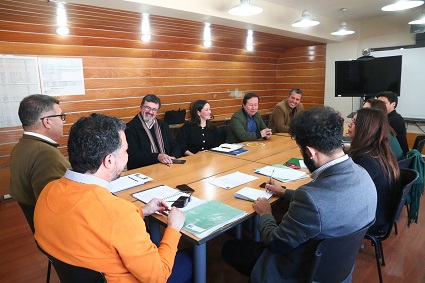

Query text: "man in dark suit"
[377, 91, 409, 155]
[222, 106, 377, 283]
[125, 94, 182, 169]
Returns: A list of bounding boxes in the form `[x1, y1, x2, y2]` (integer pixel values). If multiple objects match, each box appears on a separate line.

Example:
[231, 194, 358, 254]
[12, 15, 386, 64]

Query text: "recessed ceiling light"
[382, 1, 424, 11]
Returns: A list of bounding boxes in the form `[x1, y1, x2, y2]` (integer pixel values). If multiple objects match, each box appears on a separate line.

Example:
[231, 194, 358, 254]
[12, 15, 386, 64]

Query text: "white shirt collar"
[24, 131, 57, 144]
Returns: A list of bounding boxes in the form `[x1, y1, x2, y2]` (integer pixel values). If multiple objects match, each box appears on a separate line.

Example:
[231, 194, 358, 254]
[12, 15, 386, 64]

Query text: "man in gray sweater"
[222, 106, 377, 283]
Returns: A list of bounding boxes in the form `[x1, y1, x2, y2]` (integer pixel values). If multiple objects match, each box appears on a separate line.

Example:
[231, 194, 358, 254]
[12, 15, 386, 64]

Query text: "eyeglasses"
[142, 105, 158, 113]
[40, 114, 66, 121]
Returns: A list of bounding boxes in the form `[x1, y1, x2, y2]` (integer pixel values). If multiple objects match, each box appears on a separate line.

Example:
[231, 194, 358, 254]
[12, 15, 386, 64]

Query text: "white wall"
[324, 13, 423, 133]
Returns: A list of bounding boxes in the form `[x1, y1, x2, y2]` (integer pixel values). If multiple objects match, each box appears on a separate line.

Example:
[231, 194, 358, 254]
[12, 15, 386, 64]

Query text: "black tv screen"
[335, 55, 402, 97]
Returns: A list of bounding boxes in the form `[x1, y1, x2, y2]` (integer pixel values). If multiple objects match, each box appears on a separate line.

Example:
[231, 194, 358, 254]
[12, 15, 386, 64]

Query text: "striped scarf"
[138, 113, 166, 154]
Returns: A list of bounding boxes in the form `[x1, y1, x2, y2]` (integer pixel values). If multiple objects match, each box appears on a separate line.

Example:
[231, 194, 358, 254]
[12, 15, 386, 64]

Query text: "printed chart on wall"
[0, 56, 41, 128]
[0, 55, 85, 128]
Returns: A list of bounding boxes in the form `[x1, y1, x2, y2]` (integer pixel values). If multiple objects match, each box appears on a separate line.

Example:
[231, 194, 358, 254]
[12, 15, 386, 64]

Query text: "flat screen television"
[335, 55, 402, 97]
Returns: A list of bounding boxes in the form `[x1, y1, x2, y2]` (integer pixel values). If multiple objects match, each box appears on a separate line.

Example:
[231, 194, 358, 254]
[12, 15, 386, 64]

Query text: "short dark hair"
[141, 94, 161, 109]
[243, 92, 260, 105]
[18, 94, 59, 128]
[289, 88, 302, 96]
[289, 106, 344, 155]
[377, 91, 398, 108]
[68, 113, 126, 174]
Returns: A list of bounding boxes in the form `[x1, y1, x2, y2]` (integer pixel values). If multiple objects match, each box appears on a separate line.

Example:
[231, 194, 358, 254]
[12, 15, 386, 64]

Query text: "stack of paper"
[254, 165, 307, 182]
[211, 143, 244, 153]
[235, 187, 272, 202]
[207, 171, 258, 190]
[110, 173, 152, 193]
[131, 185, 205, 211]
[183, 200, 246, 238]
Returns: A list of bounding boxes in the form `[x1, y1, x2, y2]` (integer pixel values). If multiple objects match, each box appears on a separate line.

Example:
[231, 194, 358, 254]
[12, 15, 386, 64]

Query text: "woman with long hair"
[348, 107, 400, 234]
[363, 98, 404, 160]
[175, 100, 220, 156]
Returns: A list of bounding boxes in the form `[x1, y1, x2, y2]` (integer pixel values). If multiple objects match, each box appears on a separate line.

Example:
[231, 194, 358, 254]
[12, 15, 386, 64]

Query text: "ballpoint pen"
[128, 176, 138, 182]
[269, 169, 274, 184]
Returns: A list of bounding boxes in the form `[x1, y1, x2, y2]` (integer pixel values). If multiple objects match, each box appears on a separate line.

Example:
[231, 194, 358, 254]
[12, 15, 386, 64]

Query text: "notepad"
[211, 143, 244, 153]
[207, 171, 258, 190]
[110, 173, 153, 193]
[183, 200, 247, 238]
[255, 165, 307, 182]
[235, 187, 273, 202]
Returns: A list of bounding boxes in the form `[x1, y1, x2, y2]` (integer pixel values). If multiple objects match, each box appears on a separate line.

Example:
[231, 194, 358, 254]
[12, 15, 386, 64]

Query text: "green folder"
[284, 157, 303, 167]
[183, 200, 246, 238]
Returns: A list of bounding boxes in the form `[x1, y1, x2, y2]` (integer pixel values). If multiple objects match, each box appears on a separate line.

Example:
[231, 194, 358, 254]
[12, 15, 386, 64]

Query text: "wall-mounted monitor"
[335, 55, 402, 97]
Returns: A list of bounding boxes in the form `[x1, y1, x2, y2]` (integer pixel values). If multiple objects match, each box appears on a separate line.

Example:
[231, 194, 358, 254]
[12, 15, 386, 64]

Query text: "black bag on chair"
[164, 108, 186, 124]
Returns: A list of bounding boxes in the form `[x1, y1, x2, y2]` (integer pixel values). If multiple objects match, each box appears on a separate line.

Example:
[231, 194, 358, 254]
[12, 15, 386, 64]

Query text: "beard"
[111, 165, 124, 181]
[142, 113, 155, 123]
[301, 147, 317, 173]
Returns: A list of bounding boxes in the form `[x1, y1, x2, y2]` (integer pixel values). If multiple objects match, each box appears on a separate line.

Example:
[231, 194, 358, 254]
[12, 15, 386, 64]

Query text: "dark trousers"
[221, 240, 265, 277]
[167, 249, 193, 283]
[18, 202, 35, 234]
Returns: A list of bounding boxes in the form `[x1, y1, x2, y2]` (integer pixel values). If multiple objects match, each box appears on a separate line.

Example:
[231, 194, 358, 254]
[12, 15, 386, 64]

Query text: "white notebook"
[235, 187, 272, 202]
[110, 173, 152, 193]
[211, 143, 244, 153]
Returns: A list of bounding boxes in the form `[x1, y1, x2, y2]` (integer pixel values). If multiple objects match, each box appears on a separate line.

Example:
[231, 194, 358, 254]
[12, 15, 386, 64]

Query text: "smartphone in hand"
[171, 196, 190, 208]
[172, 159, 186, 164]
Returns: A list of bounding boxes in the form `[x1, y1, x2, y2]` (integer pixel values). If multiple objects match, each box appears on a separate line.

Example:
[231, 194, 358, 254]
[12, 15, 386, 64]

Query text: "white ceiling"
[65, 0, 424, 42]
[263, 0, 400, 21]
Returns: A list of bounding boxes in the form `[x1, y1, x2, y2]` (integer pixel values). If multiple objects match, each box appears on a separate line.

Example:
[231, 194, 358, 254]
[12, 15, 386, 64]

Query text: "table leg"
[193, 243, 206, 283]
[235, 223, 242, 239]
[253, 215, 260, 242]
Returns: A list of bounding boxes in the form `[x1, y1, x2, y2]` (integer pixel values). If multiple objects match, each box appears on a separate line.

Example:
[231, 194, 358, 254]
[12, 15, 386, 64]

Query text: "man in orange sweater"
[34, 113, 192, 283]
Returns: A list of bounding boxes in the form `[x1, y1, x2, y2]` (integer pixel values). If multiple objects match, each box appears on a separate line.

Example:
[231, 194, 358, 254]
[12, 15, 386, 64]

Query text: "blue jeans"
[167, 250, 193, 283]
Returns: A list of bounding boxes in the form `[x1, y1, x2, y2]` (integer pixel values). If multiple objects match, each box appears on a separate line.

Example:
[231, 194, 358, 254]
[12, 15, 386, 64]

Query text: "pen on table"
[222, 146, 231, 149]
[128, 176, 138, 182]
[269, 169, 274, 184]
[163, 162, 171, 167]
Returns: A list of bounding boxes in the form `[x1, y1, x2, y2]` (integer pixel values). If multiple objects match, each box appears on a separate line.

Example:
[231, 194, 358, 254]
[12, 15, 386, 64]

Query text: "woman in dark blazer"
[175, 100, 220, 156]
[347, 107, 400, 235]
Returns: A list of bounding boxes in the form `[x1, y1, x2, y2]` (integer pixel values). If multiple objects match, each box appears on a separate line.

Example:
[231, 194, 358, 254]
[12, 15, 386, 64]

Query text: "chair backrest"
[398, 156, 414, 169]
[412, 135, 425, 153]
[217, 125, 229, 145]
[393, 168, 419, 223]
[306, 222, 373, 283]
[37, 244, 106, 283]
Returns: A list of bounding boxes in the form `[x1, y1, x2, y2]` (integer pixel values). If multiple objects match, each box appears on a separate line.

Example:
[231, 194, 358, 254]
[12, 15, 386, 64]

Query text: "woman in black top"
[347, 108, 400, 235]
[176, 100, 220, 156]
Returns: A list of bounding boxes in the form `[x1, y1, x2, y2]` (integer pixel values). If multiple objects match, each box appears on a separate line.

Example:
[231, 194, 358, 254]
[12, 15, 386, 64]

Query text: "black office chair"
[397, 156, 414, 169]
[16, 202, 53, 283]
[37, 244, 107, 283]
[306, 222, 373, 283]
[365, 168, 419, 283]
[412, 135, 425, 154]
[217, 125, 229, 145]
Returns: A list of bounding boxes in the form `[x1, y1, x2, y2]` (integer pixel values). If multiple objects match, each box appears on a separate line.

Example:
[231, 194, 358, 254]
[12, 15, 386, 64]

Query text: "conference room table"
[116, 135, 311, 283]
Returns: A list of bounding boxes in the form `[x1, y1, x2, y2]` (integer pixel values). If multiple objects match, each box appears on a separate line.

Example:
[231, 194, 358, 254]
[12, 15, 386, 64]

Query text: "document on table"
[183, 200, 247, 238]
[132, 185, 205, 211]
[211, 143, 244, 153]
[207, 171, 258, 190]
[110, 173, 152, 193]
[254, 165, 307, 182]
[235, 187, 273, 202]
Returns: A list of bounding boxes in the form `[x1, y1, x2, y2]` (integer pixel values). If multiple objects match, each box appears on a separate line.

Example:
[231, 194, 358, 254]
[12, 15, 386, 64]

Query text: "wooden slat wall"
[276, 46, 326, 108]
[0, 0, 326, 196]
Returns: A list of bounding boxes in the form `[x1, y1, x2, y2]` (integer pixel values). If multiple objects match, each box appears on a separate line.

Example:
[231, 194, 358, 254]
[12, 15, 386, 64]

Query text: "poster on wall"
[0, 55, 86, 128]
[38, 57, 85, 96]
[0, 56, 41, 128]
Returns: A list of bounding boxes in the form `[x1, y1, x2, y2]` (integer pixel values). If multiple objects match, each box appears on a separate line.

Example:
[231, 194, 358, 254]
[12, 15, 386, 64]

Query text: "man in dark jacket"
[125, 94, 182, 169]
